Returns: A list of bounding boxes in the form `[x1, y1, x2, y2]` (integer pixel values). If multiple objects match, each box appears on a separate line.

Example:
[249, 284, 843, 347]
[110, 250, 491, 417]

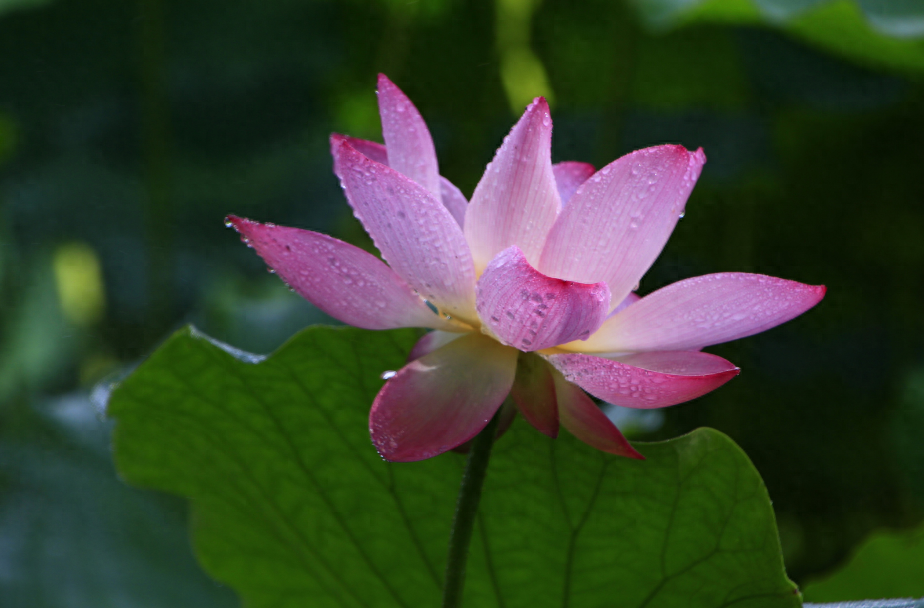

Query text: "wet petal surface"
[576, 273, 826, 353]
[370, 332, 517, 461]
[554, 370, 643, 459]
[377, 74, 441, 197]
[332, 138, 477, 323]
[476, 246, 610, 352]
[464, 98, 561, 272]
[552, 161, 595, 205]
[539, 145, 705, 306]
[227, 216, 455, 331]
[545, 350, 739, 409]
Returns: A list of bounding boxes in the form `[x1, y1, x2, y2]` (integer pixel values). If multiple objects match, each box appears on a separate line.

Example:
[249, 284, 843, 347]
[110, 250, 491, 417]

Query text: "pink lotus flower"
[228, 74, 825, 462]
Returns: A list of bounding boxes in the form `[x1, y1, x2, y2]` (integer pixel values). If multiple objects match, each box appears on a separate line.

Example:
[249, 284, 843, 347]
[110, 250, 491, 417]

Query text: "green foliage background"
[2, 0, 924, 605]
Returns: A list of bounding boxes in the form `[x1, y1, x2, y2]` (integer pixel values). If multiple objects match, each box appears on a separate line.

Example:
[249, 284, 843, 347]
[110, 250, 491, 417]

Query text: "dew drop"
[381, 370, 397, 380]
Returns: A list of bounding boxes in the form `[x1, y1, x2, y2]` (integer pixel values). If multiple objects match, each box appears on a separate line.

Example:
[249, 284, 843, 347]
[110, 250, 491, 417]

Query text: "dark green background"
[2, 0, 923, 605]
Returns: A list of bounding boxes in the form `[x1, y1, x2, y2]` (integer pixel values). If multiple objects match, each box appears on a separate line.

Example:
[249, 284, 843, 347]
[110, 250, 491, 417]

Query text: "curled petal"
[227, 216, 456, 331]
[545, 350, 739, 409]
[377, 74, 441, 197]
[465, 97, 561, 273]
[552, 161, 595, 205]
[476, 246, 610, 352]
[553, 371, 643, 459]
[539, 145, 706, 306]
[577, 273, 826, 353]
[370, 333, 517, 461]
[509, 353, 559, 437]
[331, 138, 477, 323]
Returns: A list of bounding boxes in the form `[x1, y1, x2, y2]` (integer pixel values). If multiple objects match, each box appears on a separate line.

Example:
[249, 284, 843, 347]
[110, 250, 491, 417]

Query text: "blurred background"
[1, 0, 923, 605]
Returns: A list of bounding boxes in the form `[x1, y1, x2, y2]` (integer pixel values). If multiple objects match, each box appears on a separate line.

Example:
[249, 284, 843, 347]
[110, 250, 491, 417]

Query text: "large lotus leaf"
[801, 521, 924, 601]
[107, 325, 800, 608]
[628, 0, 924, 74]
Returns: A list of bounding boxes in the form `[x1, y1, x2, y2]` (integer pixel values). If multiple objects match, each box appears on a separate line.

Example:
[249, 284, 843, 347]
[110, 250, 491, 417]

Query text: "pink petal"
[227, 216, 456, 331]
[370, 332, 518, 462]
[376, 74, 441, 198]
[331, 138, 477, 323]
[553, 371, 643, 459]
[475, 246, 610, 352]
[578, 273, 827, 353]
[440, 177, 468, 228]
[407, 330, 463, 362]
[552, 161, 595, 205]
[538, 145, 706, 306]
[338, 135, 388, 165]
[609, 291, 641, 317]
[509, 353, 559, 437]
[332, 134, 467, 227]
[464, 98, 562, 272]
[544, 350, 739, 409]
[452, 399, 519, 454]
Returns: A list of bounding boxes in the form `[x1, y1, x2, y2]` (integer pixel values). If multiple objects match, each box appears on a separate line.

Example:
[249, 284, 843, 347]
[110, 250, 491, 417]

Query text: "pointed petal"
[370, 333, 517, 461]
[509, 353, 559, 437]
[552, 161, 595, 205]
[577, 273, 827, 353]
[407, 330, 463, 362]
[545, 350, 739, 409]
[331, 134, 468, 226]
[539, 145, 706, 305]
[440, 177, 468, 228]
[464, 98, 561, 272]
[336, 134, 388, 164]
[376, 74, 441, 197]
[553, 371, 643, 459]
[331, 138, 477, 323]
[227, 216, 456, 331]
[476, 246, 610, 352]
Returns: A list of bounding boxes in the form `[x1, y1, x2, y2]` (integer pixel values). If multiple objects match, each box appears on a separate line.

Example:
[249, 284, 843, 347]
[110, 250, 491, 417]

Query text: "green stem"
[441, 413, 501, 608]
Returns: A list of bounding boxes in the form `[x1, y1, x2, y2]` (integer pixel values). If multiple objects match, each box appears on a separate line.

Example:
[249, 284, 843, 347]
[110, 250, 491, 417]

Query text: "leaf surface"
[108, 325, 800, 608]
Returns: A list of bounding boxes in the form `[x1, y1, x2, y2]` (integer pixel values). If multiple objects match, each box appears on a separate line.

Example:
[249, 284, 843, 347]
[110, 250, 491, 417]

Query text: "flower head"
[228, 74, 825, 462]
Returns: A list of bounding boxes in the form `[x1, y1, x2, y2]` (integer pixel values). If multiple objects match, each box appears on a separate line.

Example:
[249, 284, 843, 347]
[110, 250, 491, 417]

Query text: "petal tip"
[376, 72, 394, 90]
[625, 445, 646, 460]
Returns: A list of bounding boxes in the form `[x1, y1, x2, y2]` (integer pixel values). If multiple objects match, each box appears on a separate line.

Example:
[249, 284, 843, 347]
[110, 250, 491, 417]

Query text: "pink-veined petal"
[227, 216, 456, 331]
[377, 74, 441, 197]
[476, 246, 610, 352]
[509, 353, 559, 437]
[464, 97, 561, 273]
[577, 273, 827, 353]
[370, 332, 517, 461]
[552, 161, 595, 205]
[544, 350, 739, 410]
[332, 134, 468, 227]
[538, 145, 706, 306]
[331, 138, 477, 323]
[407, 330, 464, 362]
[553, 370, 643, 459]
[440, 177, 468, 228]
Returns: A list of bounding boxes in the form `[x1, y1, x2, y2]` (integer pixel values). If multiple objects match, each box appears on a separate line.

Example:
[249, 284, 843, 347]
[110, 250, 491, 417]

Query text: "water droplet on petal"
[381, 370, 397, 380]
